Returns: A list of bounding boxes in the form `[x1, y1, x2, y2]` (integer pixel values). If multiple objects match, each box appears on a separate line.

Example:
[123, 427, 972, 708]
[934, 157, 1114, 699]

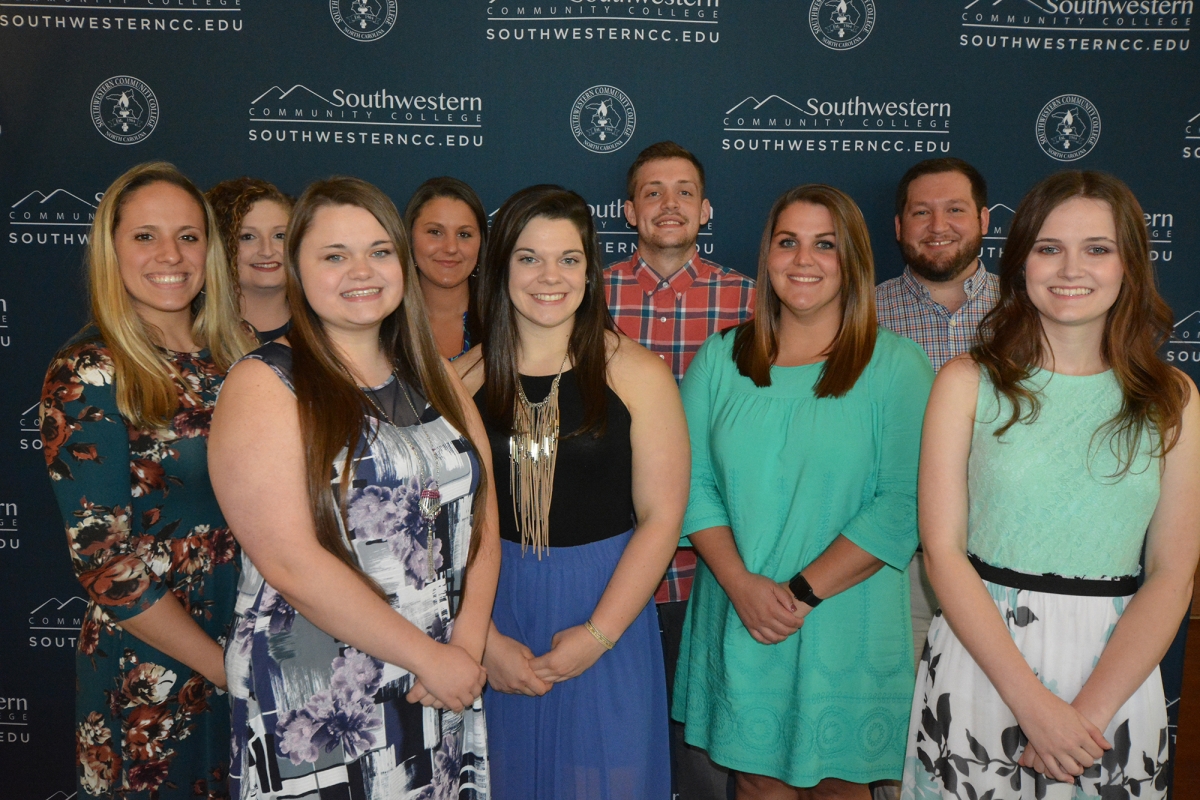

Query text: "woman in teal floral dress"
[40, 162, 254, 798]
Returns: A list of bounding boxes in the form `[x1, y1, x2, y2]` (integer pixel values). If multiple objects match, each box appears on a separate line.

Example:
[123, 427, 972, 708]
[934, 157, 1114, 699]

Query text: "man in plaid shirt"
[876, 158, 998, 674]
[605, 141, 754, 800]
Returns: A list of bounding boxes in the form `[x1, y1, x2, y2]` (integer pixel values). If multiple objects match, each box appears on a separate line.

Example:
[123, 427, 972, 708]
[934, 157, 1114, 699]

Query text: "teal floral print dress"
[40, 329, 237, 799]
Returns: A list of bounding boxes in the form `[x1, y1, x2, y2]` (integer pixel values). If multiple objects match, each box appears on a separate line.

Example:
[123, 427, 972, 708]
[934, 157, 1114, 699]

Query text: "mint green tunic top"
[673, 328, 934, 786]
[969, 368, 1160, 578]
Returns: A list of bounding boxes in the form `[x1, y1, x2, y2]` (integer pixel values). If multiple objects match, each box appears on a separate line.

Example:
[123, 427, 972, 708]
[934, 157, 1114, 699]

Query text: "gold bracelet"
[585, 619, 615, 651]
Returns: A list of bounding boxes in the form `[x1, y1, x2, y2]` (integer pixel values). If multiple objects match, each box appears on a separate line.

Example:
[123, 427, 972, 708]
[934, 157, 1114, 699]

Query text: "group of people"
[39, 142, 1199, 800]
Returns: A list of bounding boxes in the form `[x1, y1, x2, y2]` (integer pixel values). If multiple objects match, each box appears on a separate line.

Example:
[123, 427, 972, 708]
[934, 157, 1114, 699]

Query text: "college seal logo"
[90, 76, 159, 145]
[570, 86, 636, 154]
[809, 0, 875, 51]
[1035, 94, 1101, 162]
[330, 0, 398, 42]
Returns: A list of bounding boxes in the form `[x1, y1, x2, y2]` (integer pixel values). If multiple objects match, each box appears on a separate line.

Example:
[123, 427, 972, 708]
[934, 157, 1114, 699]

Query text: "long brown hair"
[972, 170, 1187, 473]
[478, 185, 616, 436]
[284, 177, 489, 595]
[205, 176, 294, 292]
[403, 176, 488, 349]
[732, 184, 877, 397]
[88, 162, 253, 429]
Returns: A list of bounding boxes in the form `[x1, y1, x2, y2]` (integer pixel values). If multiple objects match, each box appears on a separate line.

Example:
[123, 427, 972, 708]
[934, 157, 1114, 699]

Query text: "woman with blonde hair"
[210, 176, 500, 799]
[206, 177, 294, 343]
[674, 184, 934, 799]
[39, 161, 254, 798]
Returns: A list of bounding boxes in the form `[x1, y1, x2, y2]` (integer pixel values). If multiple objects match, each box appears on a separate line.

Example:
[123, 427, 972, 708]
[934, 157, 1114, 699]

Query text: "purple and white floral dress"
[224, 343, 488, 800]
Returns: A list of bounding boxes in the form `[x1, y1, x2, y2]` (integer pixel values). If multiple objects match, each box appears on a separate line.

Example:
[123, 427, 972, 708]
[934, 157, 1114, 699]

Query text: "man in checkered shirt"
[604, 141, 754, 800]
[875, 157, 999, 673]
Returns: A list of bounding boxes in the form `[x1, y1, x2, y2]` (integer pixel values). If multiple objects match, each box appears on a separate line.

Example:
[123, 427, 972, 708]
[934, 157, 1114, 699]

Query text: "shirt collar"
[633, 247, 705, 297]
[901, 259, 988, 305]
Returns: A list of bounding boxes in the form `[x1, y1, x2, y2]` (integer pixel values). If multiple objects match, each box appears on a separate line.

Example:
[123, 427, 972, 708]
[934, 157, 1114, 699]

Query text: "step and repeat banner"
[1, 1, 1196, 796]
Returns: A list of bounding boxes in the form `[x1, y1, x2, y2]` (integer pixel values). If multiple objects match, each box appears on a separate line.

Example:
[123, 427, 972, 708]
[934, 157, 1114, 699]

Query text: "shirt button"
[659, 355, 666, 360]
[659, 316, 668, 323]
[948, 319, 958, 327]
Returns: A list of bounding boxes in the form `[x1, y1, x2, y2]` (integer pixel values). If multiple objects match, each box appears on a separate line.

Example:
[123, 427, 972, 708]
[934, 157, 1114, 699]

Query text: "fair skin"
[109, 181, 226, 687]
[236, 199, 291, 335]
[455, 215, 689, 697]
[690, 203, 880, 800]
[623, 156, 712, 280]
[923, 197, 1200, 784]
[209, 203, 502, 712]
[894, 171, 990, 314]
[412, 196, 481, 359]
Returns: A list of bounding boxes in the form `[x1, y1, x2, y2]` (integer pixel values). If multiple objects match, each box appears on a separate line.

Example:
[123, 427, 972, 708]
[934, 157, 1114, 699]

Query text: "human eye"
[1036, 245, 1060, 255]
[458, 230, 474, 240]
[425, 228, 442, 237]
[180, 234, 200, 242]
[134, 232, 154, 241]
[815, 240, 836, 250]
[371, 247, 394, 258]
[776, 237, 796, 248]
[1087, 245, 1112, 256]
[239, 232, 255, 242]
[326, 253, 345, 263]
[273, 232, 286, 241]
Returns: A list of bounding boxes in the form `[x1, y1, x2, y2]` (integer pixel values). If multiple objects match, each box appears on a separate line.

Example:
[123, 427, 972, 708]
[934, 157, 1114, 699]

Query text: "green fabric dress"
[673, 327, 934, 786]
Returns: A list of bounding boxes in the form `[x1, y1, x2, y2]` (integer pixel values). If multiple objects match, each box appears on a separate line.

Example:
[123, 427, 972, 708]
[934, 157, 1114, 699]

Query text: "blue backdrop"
[1, 1, 1196, 796]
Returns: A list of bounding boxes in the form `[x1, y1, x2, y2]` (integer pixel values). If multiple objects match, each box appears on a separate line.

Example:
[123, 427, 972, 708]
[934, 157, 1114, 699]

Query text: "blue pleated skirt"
[487, 530, 671, 800]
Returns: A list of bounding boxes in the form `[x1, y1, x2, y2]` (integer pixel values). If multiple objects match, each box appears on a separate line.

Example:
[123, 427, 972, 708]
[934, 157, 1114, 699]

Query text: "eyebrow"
[774, 230, 836, 238]
[1033, 236, 1116, 243]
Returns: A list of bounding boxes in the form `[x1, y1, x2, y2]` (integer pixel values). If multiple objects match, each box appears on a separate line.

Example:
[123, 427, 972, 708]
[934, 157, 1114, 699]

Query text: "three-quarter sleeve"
[839, 336, 934, 570]
[40, 340, 167, 619]
[680, 335, 732, 540]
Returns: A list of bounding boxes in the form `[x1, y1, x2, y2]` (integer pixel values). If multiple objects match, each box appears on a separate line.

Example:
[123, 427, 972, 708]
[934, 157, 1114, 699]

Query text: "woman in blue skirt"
[455, 185, 688, 799]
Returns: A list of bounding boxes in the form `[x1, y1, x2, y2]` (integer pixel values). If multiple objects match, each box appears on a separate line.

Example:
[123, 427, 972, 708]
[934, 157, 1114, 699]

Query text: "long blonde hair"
[88, 162, 253, 428]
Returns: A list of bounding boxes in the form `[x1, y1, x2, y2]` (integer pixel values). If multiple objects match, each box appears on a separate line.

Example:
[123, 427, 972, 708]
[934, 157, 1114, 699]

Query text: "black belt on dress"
[968, 553, 1138, 597]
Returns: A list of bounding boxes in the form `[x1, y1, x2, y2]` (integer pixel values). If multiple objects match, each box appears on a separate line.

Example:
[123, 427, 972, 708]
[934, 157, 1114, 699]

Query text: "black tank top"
[475, 370, 636, 548]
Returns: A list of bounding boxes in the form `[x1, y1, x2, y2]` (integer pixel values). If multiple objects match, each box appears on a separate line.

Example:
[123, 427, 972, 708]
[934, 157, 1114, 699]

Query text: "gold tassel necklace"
[509, 352, 570, 559]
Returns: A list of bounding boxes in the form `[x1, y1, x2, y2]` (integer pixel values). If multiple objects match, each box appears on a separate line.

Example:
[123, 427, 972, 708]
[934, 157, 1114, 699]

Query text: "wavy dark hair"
[732, 184, 877, 397]
[478, 185, 616, 436]
[284, 177, 489, 597]
[404, 177, 488, 351]
[972, 170, 1188, 474]
[205, 177, 294, 291]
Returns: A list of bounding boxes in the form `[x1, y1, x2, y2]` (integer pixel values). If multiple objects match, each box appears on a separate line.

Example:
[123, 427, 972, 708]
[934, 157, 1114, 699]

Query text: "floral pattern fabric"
[225, 344, 488, 800]
[901, 584, 1169, 800]
[40, 331, 237, 799]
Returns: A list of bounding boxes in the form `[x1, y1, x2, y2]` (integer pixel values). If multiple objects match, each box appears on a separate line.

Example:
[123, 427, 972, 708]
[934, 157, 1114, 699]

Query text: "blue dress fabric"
[476, 372, 670, 800]
[225, 343, 489, 800]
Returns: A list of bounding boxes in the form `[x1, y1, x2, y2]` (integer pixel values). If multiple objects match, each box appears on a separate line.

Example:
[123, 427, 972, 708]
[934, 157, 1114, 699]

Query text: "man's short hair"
[626, 141, 706, 200]
[894, 158, 988, 218]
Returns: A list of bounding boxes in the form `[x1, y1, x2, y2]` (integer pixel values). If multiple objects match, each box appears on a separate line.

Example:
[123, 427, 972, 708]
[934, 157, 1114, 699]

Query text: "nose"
[257, 234, 277, 258]
[1058, 247, 1086, 279]
[927, 209, 949, 232]
[157, 237, 183, 265]
[442, 234, 460, 255]
[347, 253, 373, 280]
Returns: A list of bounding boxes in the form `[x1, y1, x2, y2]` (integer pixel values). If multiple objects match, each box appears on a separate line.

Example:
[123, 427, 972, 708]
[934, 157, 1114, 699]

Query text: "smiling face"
[624, 157, 711, 257]
[896, 171, 987, 283]
[1024, 196, 1123, 337]
[236, 199, 289, 293]
[297, 204, 404, 337]
[114, 181, 208, 329]
[507, 216, 588, 336]
[767, 201, 844, 324]
[411, 196, 481, 291]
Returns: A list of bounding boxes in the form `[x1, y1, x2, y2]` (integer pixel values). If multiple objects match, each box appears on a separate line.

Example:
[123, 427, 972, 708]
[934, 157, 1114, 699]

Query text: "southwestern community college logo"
[330, 0, 398, 42]
[809, 0, 875, 51]
[570, 86, 636, 154]
[90, 76, 159, 145]
[1035, 95, 1101, 162]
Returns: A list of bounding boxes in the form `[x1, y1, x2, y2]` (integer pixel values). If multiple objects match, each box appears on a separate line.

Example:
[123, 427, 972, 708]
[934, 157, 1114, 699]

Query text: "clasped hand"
[484, 625, 608, 695]
[1016, 692, 1111, 783]
[728, 571, 809, 645]
[406, 642, 487, 713]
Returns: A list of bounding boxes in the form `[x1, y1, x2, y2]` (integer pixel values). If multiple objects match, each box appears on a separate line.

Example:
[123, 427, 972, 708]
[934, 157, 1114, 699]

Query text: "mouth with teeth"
[786, 275, 822, 284]
[1048, 287, 1093, 297]
[654, 216, 686, 228]
[146, 273, 191, 286]
[341, 287, 382, 299]
[921, 239, 958, 249]
[532, 292, 567, 302]
[251, 261, 282, 272]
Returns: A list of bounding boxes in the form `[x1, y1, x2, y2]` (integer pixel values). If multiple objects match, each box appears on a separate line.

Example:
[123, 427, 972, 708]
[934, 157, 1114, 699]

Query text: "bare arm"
[119, 592, 227, 688]
[1071, 375, 1200, 730]
[530, 336, 689, 682]
[922, 356, 1108, 782]
[208, 359, 485, 712]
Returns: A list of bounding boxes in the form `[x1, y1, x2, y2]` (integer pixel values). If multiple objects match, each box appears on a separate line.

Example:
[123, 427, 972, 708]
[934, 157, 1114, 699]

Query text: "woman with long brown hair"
[39, 161, 254, 798]
[209, 177, 500, 799]
[454, 185, 688, 799]
[674, 185, 933, 799]
[206, 177, 294, 343]
[902, 171, 1199, 800]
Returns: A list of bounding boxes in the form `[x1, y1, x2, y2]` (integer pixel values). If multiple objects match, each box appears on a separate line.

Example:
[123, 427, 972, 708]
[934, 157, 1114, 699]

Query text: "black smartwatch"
[787, 573, 823, 608]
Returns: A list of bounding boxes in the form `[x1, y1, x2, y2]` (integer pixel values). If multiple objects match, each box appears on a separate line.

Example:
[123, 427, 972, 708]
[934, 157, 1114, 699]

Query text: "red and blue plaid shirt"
[604, 249, 756, 603]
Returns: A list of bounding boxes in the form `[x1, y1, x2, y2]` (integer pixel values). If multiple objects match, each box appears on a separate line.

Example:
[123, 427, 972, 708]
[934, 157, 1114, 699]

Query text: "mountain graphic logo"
[90, 76, 159, 146]
[10, 190, 97, 227]
[29, 597, 87, 630]
[330, 0, 398, 42]
[251, 84, 335, 108]
[809, 0, 876, 51]
[724, 96, 807, 126]
[1171, 311, 1200, 345]
[985, 203, 1015, 240]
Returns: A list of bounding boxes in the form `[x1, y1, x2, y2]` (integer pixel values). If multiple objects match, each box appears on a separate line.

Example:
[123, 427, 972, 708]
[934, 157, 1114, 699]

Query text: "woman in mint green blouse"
[902, 172, 1199, 800]
[675, 185, 934, 799]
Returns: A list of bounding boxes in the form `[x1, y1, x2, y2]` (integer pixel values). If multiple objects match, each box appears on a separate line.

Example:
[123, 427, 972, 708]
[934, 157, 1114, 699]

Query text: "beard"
[899, 231, 983, 283]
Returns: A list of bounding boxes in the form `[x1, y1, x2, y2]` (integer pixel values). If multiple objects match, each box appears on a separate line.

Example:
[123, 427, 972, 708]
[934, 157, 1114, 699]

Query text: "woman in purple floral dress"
[210, 177, 499, 800]
[40, 162, 254, 798]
